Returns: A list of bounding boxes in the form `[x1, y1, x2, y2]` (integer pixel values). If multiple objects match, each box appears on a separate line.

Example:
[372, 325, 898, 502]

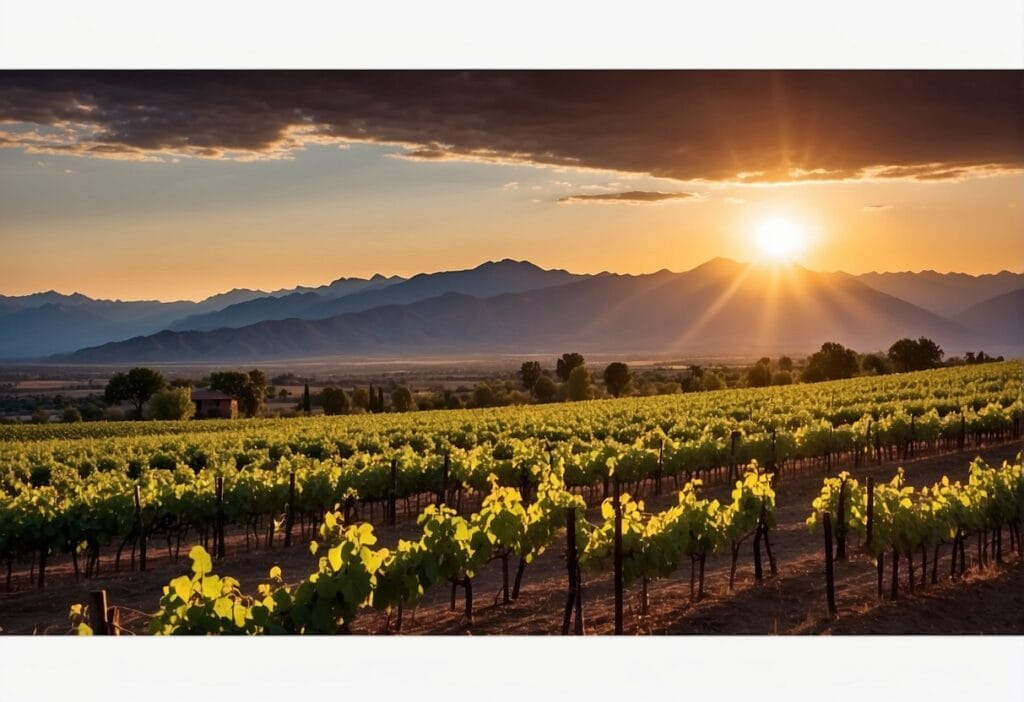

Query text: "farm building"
[191, 389, 238, 419]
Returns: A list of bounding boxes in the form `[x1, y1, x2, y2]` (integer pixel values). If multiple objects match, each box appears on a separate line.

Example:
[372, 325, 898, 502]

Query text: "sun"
[754, 217, 808, 262]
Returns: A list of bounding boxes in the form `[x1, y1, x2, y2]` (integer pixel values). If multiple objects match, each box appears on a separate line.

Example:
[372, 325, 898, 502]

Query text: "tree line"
[11, 336, 1006, 424]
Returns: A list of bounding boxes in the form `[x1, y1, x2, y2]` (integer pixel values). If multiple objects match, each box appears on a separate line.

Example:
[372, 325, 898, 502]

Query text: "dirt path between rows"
[2, 442, 1021, 635]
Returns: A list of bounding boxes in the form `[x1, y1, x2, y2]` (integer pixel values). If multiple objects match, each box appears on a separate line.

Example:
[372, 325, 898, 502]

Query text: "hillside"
[858, 270, 1024, 317]
[56, 260, 977, 362]
[168, 259, 587, 332]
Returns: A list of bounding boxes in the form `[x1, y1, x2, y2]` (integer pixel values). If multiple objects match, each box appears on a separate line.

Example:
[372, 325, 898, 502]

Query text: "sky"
[1, 71, 1021, 302]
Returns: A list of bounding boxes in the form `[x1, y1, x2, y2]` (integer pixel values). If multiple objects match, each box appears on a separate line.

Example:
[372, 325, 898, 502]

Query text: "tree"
[209, 370, 267, 418]
[473, 383, 494, 408]
[887, 337, 944, 373]
[444, 390, 464, 410]
[302, 383, 312, 414]
[777, 356, 794, 372]
[556, 352, 585, 382]
[771, 370, 793, 386]
[320, 387, 350, 415]
[245, 369, 268, 417]
[567, 365, 594, 401]
[105, 367, 166, 419]
[146, 387, 196, 421]
[861, 353, 890, 376]
[518, 361, 543, 395]
[351, 387, 370, 412]
[391, 386, 414, 412]
[702, 372, 725, 391]
[603, 362, 631, 398]
[61, 406, 82, 423]
[534, 375, 557, 403]
[746, 359, 772, 387]
[802, 342, 859, 382]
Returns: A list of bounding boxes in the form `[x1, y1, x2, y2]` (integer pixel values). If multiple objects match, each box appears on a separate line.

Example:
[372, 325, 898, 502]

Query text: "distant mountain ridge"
[55, 259, 1011, 363]
[167, 260, 584, 332]
[857, 270, 1024, 316]
[5, 259, 1022, 361]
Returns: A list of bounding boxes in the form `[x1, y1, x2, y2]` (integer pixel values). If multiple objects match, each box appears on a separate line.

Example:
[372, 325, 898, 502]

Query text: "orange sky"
[1, 72, 1021, 301]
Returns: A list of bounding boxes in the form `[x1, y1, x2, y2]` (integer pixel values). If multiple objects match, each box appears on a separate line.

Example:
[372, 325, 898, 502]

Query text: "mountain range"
[15, 258, 1018, 363]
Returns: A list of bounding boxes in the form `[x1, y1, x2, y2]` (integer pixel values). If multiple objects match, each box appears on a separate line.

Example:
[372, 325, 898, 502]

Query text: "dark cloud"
[558, 190, 697, 204]
[0, 71, 1021, 183]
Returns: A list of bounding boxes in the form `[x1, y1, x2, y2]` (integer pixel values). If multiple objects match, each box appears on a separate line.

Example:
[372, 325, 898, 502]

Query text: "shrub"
[567, 365, 594, 401]
[146, 387, 195, 421]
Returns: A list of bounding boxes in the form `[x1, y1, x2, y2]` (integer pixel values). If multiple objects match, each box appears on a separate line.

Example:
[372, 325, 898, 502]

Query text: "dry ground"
[1, 442, 1021, 635]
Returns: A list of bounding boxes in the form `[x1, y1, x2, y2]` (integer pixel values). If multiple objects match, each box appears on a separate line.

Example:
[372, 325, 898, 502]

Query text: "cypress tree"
[378, 387, 385, 412]
[302, 383, 311, 414]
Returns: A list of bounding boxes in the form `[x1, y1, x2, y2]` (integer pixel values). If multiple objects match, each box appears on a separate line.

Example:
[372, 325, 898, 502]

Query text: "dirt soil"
[1, 442, 1021, 635]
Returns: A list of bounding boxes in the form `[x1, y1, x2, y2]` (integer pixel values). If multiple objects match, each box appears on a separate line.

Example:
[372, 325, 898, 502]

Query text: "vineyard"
[1, 361, 1022, 634]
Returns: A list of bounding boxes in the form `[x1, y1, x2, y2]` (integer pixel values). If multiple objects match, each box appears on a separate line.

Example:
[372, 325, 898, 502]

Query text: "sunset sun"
[754, 217, 808, 262]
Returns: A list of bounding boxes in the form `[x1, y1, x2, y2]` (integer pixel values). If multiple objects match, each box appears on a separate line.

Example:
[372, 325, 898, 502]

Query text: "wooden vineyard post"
[865, 477, 874, 553]
[835, 478, 848, 561]
[562, 507, 585, 635]
[729, 430, 739, 483]
[215, 476, 225, 559]
[826, 426, 833, 471]
[655, 439, 664, 496]
[861, 420, 872, 467]
[388, 458, 398, 527]
[875, 425, 882, 465]
[770, 427, 778, 475]
[613, 476, 623, 636]
[890, 547, 900, 600]
[823, 513, 837, 618]
[959, 413, 966, 452]
[88, 590, 110, 635]
[437, 451, 450, 507]
[284, 472, 296, 547]
[753, 517, 764, 582]
[134, 484, 147, 571]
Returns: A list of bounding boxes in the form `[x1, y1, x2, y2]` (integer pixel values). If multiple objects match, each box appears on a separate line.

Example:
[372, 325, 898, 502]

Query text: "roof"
[191, 389, 236, 401]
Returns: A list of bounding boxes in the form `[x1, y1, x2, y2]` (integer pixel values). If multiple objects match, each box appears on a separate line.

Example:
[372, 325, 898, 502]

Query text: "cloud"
[502, 181, 519, 190]
[558, 190, 698, 204]
[862, 204, 893, 212]
[0, 72, 1021, 184]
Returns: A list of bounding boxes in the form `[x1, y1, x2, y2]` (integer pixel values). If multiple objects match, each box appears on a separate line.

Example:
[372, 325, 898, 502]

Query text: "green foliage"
[146, 387, 196, 421]
[320, 387, 350, 416]
[104, 367, 167, 419]
[390, 386, 414, 413]
[519, 361, 543, 394]
[210, 370, 267, 418]
[888, 337, 944, 373]
[603, 362, 631, 398]
[803, 342, 859, 382]
[702, 372, 725, 391]
[567, 365, 593, 401]
[4, 362, 1020, 586]
[533, 375, 557, 403]
[807, 453, 1023, 559]
[556, 352, 585, 382]
[747, 360, 771, 388]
